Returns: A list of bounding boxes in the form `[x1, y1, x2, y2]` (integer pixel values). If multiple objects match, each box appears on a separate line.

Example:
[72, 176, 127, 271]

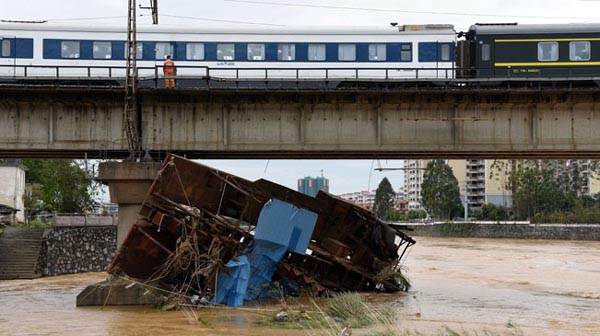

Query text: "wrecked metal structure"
[108, 154, 415, 307]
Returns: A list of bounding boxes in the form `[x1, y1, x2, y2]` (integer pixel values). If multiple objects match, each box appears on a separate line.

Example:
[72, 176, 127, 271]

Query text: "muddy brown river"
[1, 237, 599, 335]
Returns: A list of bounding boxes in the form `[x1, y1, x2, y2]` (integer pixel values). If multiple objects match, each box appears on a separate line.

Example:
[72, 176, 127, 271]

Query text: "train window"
[538, 42, 559, 62]
[93, 42, 112, 59]
[247, 44, 265, 61]
[277, 44, 295, 61]
[217, 44, 235, 61]
[124, 42, 143, 60]
[481, 44, 490, 61]
[61, 41, 80, 59]
[155, 42, 173, 60]
[1, 39, 10, 57]
[338, 44, 356, 61]
[570, 41, 591, 61]
[308, 44, 326, 61]
[401, 44, 412, 61]
[186, 43, 205, 60]
[368, 44, 386, 61]
[440, 44, 451, 61]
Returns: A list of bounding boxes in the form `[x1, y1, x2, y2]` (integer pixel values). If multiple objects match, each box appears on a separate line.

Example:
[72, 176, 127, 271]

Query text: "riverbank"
[403, 222, 600, 240]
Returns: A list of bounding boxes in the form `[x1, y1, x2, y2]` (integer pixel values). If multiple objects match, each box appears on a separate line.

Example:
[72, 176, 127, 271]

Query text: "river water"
[0, 237, 599, 335]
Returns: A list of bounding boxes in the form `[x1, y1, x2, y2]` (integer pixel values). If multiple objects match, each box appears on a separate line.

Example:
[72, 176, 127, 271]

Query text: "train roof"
[0, 22, 455, 35]
[470, 23, 600, 35]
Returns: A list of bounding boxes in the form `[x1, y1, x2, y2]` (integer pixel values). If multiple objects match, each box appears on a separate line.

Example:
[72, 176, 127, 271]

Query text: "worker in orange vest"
[163, 55, 176, 88]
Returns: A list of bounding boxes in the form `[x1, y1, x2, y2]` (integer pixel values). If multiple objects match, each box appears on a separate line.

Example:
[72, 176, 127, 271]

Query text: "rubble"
[108, 154, 415, 307]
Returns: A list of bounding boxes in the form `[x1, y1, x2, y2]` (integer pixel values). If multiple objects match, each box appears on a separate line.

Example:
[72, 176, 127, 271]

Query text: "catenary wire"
[160, 14, 286, 26]
[223, 0, 600, 21]
[18, 14, 284, 27]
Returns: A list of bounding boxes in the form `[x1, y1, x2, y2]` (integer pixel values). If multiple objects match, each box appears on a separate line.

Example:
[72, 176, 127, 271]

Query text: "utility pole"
[124, 0, 158, 161]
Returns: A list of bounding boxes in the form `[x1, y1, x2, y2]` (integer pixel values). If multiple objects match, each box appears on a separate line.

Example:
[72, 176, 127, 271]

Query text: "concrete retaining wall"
[40, 225, 117, 276]
[53, 215, 117, 227]
[404, 223, 600, 241]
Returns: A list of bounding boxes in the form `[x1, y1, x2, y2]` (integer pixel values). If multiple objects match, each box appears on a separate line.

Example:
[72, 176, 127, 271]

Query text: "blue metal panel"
[419, 42, 455, 62]
[43, 39, 61, 59]
[40, 39, 426, 63]
[295, 43, 308, 62]
[112, 41, 125, 60]
[244, 239, 289, 301]
[325, 43, 337, 62]
[266, 43, 278, 61]
[235, 42, 246, 61]
[356, 44, 369, 62]
[174, 42, 186, 62]
[215, 255, 250, 307]
[14, 38, 34, 59]
[419, 42, 438, 62]
[80, 40, 93, 60]
[387, 43, 401, 62]
[254, 199, 318, 254]
[440, 43, 455, 62]
[204, 42, 217, 61]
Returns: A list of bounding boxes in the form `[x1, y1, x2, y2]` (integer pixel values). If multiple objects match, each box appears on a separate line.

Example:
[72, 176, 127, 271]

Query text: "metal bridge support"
[98, 161, 161, 247]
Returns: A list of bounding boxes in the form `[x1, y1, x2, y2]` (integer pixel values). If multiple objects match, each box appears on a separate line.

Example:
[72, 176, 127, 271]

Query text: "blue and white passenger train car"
[0, 23, 457, 80]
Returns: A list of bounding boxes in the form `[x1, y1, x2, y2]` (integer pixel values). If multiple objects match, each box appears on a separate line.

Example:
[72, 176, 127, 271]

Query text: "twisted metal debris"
[108, 154, 415, 307]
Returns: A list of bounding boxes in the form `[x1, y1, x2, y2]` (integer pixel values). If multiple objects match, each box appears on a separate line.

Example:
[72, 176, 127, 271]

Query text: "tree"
[490, 160, 580, 220]
[421, 160, 463, 220]
[473, 203, 509, 221]
[23, 159, 96, 215]
[373, 177, 395, 220]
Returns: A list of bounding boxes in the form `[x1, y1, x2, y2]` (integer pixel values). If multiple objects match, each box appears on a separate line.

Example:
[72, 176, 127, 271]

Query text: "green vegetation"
[421, 160, 463, 220]
[16, 219, 48, 228]
[438, 222, 478, 237]
[472, 203, 509, 221]
[373, 177, 396, 220]
[23, 159, 97, 216]
[256, 293, 523, 336]
[388, 210, 427, 221]
[491, 160, 600, 223]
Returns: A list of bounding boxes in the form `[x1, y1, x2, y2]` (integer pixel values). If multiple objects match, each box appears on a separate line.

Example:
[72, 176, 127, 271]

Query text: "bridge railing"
[1, 64, 600, 83]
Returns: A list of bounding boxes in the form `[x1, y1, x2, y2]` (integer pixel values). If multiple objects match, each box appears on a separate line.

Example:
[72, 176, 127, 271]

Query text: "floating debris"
[108, 154, 415, 308]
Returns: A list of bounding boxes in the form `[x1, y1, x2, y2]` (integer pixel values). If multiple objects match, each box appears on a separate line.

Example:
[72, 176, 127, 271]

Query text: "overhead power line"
[223, 0, 600, 20]
[45, 16, 126, 22]
[161, 14, 286, 26]
[14, 14, 282, 27]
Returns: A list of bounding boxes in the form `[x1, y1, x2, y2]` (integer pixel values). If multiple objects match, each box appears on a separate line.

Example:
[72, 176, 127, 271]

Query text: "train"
[1, 21, 599, 82]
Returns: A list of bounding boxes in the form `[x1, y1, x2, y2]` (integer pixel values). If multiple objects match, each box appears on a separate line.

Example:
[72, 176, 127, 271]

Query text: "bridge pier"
[77, 161, 162, 307]
[98, 161, 162, 247]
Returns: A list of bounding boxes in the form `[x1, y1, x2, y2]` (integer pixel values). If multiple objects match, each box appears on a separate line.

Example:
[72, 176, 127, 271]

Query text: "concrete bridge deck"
[1, 78, 599, 159]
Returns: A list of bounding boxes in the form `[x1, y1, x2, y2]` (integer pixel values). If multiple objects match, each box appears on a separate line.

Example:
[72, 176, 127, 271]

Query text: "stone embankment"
[39, 215, 117, 276]
[403, 222, 600, 241]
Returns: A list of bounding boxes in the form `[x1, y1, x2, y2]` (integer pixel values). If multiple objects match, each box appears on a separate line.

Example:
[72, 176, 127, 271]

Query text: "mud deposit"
[1, 237, 599, 335]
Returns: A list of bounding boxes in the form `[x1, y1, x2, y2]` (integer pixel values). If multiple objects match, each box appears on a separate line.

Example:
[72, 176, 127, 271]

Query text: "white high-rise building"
[338, 190, 376, 210]
[403, 160, 429, 211]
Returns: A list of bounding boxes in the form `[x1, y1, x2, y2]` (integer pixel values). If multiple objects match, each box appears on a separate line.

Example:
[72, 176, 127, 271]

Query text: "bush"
[17, 219, 49, 228]
[473, 203, 509, 221]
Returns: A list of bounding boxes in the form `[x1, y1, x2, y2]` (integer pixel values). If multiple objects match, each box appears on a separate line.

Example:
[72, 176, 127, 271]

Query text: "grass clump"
[326, 292, 375, 327]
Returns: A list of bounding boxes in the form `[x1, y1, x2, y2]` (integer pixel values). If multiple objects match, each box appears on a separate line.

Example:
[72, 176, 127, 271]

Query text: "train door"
[0, 37, 16, 77]
[476, 38, 494, 77]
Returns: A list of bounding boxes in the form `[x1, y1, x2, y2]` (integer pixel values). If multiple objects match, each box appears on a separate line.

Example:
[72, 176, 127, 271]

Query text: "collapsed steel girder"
[109, 154, 415, 301]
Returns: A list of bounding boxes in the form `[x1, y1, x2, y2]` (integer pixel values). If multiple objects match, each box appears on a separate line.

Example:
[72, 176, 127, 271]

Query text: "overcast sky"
[3, 0, 599, 195]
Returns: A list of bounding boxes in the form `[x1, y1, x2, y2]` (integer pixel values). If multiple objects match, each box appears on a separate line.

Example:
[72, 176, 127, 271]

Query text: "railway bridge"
[1, 75, 600, 160]
[2, 72, 600, 246]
